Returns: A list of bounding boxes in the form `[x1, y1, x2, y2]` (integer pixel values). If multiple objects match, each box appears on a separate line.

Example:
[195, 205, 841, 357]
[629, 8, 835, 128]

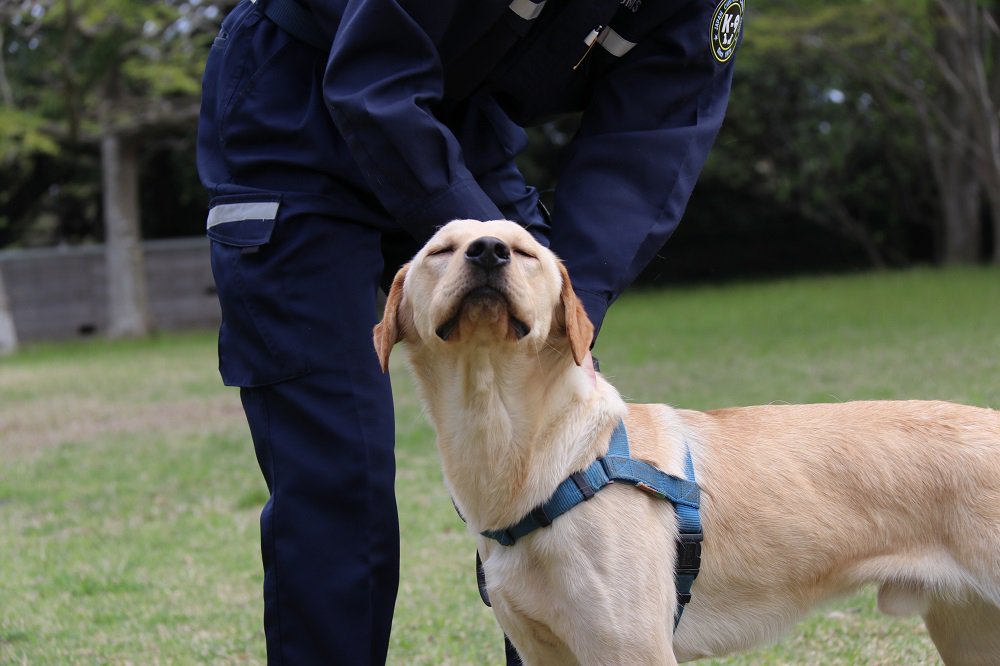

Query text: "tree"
[924, 0, 1000, 263]
[859, 0, 999, 263]
[770, 0, 1000, 264]
[2, 0, 222, 335]
[700, 3, 937, 268]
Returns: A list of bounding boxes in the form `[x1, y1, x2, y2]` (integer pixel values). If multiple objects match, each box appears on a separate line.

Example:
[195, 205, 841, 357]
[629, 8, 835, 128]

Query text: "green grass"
[2, 267, 998, 664]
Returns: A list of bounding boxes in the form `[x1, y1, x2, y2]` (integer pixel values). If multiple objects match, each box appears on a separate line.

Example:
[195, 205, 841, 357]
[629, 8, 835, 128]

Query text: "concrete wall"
[0, 238, 220, 342]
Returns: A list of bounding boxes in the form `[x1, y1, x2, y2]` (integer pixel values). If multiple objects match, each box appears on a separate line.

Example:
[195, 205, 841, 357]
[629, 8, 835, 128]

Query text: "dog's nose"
[465, 236, 511, 271]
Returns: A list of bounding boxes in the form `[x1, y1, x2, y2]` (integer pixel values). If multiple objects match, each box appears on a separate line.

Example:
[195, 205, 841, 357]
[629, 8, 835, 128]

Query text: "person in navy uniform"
[197, 0, 742, 663]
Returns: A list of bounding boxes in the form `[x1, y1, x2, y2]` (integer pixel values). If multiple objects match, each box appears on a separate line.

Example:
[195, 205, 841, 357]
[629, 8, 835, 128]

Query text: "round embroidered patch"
[710, 0, 743, 63]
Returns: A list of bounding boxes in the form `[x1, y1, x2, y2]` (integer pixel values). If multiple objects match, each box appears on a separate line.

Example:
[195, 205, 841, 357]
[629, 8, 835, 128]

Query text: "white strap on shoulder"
[509, 0, 546, 21]
[596, 26, 637, 58]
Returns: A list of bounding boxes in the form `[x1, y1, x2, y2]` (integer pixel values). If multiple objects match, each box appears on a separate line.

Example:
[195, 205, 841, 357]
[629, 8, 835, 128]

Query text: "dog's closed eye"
[428, 245, 455, 257]
[513, 248, 537, 259]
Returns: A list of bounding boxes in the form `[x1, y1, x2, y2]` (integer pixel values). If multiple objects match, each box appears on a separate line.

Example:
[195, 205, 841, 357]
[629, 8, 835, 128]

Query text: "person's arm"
[321, 0, 510, 240]
[446, 93, 551, 244]
[549, 1, 741, 338]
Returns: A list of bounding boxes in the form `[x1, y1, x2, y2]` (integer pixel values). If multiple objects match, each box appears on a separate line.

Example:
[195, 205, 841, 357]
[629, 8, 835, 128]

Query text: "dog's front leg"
[492, 603, 581, 666]
[485, 498, 681, 665]
[555, 499, 681, 665]
[496, 599, 678, 666]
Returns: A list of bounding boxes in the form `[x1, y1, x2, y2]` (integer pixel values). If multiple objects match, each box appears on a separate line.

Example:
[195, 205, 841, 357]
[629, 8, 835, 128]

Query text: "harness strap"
[597, 419, 703, 628]
[481, 448, 615, 546]
[480, 419, 703, 628]
[673, 445, 702, 628]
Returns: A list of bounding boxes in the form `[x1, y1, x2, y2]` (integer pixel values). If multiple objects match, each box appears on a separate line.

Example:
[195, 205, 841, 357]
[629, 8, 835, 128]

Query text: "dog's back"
[671, 400, 1000, 662]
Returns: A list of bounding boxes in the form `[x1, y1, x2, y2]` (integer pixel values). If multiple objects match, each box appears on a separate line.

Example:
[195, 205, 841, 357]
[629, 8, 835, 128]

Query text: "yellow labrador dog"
[374, 219, 1000, 665]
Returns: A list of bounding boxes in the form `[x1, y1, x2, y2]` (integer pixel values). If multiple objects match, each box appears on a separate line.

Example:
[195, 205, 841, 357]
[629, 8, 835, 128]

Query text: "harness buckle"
[531, 506, 553, 528]
[570, 471, 596, 500]
[636, 481, 667, 500]
[675, 532, 703, 574]
[599, 456, 615, 480]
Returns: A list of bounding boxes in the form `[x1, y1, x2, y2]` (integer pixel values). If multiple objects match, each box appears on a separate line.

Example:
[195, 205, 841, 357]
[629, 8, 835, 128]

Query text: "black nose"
[465, 236, 511, 271]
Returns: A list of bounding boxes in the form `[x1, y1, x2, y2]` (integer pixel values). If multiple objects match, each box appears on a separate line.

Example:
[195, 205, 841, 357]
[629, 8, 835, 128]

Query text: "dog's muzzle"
[435, 236, 530, 341]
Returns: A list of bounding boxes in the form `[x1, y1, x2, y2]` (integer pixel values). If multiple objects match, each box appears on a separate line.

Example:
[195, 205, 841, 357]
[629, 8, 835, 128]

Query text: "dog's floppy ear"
[373, 263, 411, 373]
[558, 263, 594, 366]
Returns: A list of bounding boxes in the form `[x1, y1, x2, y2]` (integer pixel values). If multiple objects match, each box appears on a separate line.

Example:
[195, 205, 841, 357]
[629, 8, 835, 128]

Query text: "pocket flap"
[206, 197, 280, 247]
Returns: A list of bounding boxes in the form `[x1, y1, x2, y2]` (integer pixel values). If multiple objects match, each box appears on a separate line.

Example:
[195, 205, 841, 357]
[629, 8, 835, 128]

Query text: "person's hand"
[583, 350, 597, 388]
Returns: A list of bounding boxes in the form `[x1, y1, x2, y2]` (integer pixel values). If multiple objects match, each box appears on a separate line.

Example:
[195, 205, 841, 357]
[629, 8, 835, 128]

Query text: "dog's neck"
[407, 344, 626, 532]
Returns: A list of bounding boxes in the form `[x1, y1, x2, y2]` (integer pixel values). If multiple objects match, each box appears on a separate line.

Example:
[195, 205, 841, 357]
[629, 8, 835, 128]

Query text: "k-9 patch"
[710, 0, 743, 63]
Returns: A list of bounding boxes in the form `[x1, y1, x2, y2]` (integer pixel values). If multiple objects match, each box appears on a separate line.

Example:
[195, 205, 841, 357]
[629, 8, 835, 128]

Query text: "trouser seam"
[261, 386, 286, 664]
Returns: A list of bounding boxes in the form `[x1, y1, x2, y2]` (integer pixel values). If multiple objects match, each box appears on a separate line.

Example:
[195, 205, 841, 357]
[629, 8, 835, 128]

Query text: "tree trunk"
[953, 0, 1000, 263]
[926, 0, 983, 263]
[101, 131, 151, 338]
[978, 1, 1000, 263]
[0, 26, 15, 106]
[988, 187, 1000, 263]
[0, 266, 18, 356]
[935, 127, 983, 264]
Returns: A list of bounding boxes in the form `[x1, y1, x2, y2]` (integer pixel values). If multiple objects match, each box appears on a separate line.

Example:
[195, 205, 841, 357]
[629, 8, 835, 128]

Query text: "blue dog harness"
[481, 420, 703, 628]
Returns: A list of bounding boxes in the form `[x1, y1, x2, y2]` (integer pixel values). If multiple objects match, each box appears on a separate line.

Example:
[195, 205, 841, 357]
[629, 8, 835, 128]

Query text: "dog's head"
[374, 219, 593, 371]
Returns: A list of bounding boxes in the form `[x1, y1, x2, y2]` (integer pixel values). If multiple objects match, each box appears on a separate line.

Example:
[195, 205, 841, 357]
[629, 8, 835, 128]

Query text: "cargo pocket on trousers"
[207, 194, 311, 387]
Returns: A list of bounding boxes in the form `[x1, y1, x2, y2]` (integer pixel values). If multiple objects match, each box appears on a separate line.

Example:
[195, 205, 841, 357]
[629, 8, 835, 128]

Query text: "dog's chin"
[435, 286, 531, 342]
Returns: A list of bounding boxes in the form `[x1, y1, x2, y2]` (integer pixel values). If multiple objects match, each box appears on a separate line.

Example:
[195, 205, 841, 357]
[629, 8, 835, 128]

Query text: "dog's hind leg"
[922, 596, 1000, 666]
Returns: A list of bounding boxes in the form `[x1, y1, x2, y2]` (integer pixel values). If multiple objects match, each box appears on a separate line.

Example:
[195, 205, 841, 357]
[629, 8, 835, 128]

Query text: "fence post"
[0, 266, 18, 355]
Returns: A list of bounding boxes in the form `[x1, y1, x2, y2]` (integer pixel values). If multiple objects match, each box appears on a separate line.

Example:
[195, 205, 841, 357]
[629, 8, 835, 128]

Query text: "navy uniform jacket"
[215, 0, 742, 336]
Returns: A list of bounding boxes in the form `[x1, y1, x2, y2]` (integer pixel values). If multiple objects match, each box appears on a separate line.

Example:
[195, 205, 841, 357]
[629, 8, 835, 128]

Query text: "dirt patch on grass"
[1, 395, 247, 460]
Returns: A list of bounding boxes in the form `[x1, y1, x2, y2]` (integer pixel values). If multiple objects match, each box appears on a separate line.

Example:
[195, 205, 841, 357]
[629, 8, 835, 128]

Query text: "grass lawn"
[2, 266, 997, 664]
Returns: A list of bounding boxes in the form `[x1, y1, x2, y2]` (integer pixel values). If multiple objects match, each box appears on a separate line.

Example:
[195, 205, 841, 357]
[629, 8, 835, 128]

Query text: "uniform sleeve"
[548, 2, 740, 338]
[320, 0, 506, 239]
[445, 93, 551, 245]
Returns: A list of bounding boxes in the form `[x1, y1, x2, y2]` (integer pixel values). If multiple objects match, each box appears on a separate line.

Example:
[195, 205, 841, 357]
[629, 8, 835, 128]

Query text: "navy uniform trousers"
[197, 4, 404, 663]
[197, 0, 739, 663]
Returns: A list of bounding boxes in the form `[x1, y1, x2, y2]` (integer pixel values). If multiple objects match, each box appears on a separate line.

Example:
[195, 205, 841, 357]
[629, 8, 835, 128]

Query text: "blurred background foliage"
[0, 0, 220, 247]
[1, 0, 998, 280]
